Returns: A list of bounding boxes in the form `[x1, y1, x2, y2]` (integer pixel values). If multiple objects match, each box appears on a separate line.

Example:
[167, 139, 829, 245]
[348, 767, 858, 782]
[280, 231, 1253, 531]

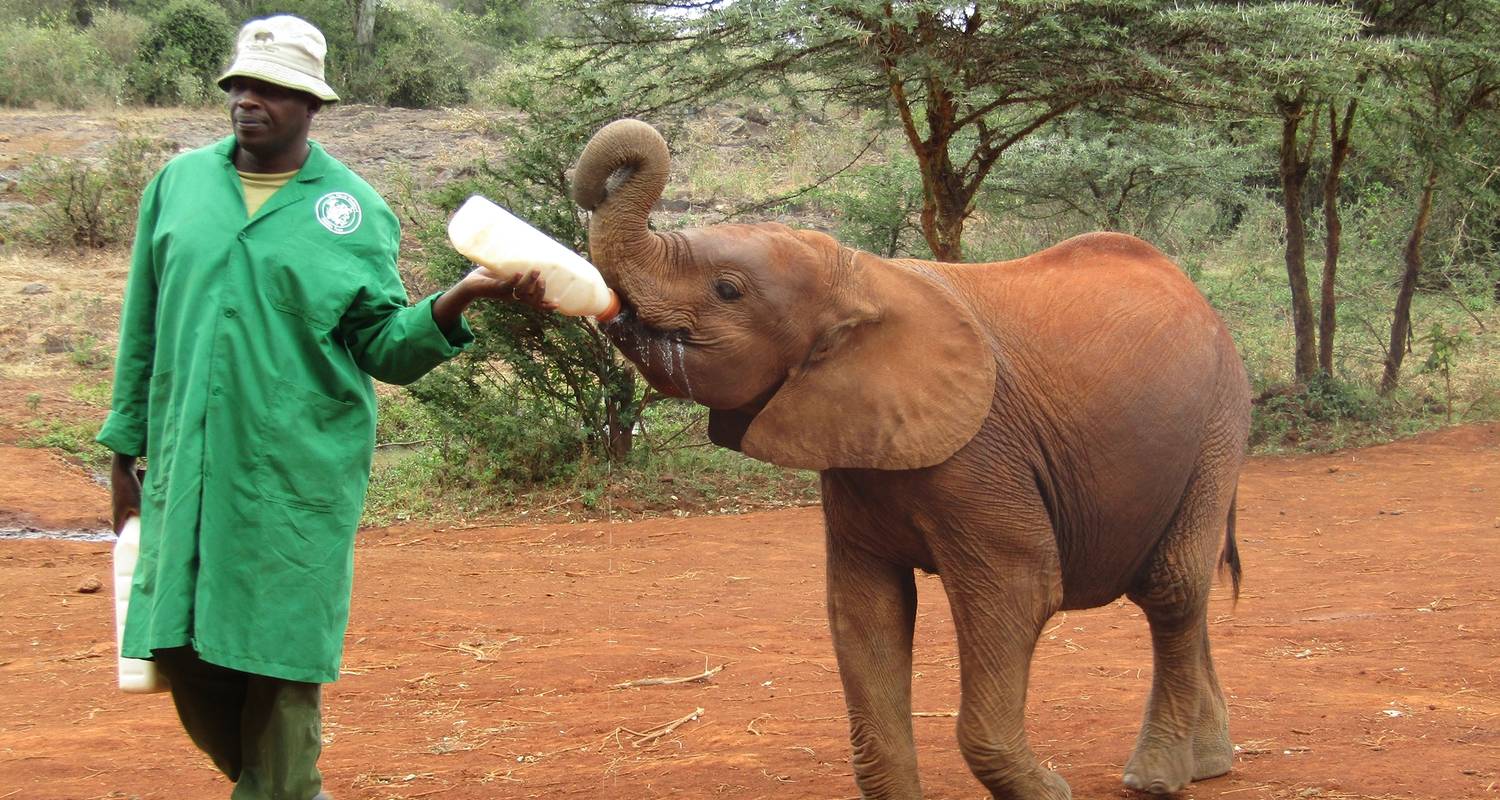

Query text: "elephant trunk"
[571, 119, 673, 289]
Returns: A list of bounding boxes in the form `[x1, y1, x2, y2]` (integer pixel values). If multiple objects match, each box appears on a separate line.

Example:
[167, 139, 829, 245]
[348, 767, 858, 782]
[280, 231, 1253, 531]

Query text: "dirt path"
[1, 424, 1496, 799]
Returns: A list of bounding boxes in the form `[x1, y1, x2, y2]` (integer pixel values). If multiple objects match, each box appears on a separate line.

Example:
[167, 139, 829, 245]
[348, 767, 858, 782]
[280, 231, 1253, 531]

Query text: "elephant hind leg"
[1122, 475, 1236, 794]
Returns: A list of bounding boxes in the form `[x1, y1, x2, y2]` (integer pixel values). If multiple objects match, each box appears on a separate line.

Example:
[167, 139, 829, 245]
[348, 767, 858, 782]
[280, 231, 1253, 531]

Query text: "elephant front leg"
[944, 577, 1072, 800]
[929, 501, 1071, 800]
[827, 540, 922, 799]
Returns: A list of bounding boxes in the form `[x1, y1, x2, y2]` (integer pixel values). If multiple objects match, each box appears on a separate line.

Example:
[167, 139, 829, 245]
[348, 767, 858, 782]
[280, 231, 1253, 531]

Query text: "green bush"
[408, 366, 594, 487]
[126, 0, 233, 106]
[87, 9, 151, 73]
[0, 20, 116, 109]
[363, 0, 472, 108]
[0, 0, 76, 24]
[13, 136, 174, 249]
[1250, 376, 1383, 450]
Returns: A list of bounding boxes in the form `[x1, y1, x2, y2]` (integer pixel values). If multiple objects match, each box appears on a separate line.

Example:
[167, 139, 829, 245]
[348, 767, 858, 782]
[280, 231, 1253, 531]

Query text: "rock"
[77, 576, 102, 594]
[42, 333, 72, 353]
[21, 283, 50, 296]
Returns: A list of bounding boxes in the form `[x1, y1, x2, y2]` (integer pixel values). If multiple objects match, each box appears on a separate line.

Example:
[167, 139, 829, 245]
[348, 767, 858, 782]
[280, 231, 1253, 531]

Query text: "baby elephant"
[572, 118, 1251, 799]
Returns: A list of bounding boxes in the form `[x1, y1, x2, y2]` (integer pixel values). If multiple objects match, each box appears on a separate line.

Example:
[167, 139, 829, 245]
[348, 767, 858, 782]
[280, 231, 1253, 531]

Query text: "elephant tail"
[1220, 488, 1243, 604]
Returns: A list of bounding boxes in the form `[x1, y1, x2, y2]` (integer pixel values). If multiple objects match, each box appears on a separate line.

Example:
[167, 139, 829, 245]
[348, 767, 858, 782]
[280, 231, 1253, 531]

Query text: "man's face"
[226, 76, 318, 161]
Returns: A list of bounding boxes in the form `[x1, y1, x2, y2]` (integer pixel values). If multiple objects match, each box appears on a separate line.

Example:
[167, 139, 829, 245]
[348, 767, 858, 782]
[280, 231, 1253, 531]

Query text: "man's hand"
[109, 453, 142, 535]
[432, 268, 560, 334]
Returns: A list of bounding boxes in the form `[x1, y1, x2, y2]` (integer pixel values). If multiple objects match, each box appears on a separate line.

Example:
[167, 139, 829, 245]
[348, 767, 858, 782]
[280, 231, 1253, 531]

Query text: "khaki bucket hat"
[217, 15, 339, 103]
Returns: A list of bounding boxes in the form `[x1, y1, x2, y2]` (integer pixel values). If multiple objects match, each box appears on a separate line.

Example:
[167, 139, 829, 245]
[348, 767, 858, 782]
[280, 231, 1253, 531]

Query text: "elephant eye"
[714, 279, 743, 301]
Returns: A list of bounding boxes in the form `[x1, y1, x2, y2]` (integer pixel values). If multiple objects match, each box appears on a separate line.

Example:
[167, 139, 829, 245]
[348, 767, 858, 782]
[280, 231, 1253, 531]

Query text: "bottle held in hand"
[447, 195, 621, 322]
[114, 516, 168, 693]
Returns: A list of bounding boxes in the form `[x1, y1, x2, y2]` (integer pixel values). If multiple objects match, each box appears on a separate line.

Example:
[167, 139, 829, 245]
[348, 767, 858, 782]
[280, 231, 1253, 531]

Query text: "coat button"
[224, 308, 237, 318]
[237, 232, 247, 241]
[211, 386, 223, 397]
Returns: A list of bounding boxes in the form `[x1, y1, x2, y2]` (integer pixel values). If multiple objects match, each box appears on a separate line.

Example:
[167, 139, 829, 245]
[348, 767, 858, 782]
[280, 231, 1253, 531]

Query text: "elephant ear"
[740, 251, 996, 471]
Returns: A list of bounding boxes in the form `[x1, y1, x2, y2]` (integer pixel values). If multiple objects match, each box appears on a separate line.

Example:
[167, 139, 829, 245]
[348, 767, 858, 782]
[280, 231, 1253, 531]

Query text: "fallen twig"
[604, 707, 707, 748]
[613, 662, 724, 689]
[633, 707, 705, 747]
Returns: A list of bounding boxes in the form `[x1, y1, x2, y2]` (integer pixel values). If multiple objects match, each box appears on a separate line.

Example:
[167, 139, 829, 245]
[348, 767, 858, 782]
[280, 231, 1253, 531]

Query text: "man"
[96, 15, 553, 800]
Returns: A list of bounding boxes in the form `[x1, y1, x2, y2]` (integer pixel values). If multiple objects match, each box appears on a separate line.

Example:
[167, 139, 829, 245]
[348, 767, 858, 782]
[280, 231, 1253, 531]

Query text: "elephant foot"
[979, 765, 1071, 800]
[1122, 737, 1193, 796]
[1191, 718, 1233, 781]
[1040, 769, 1072, 800]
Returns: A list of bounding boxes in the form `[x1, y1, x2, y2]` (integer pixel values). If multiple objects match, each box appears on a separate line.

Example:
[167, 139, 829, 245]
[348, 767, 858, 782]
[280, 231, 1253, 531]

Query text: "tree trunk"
[604, 365, 635, 461]
[1319, 99, 1357, 376]
[356, 0, 377, 54]
[606, 403, 632, 461]
[910, 122, 970, 262]
[1278, 96, 1319, 383]
[1380, 166, 1440, 395]
[918, 190, 967, 262]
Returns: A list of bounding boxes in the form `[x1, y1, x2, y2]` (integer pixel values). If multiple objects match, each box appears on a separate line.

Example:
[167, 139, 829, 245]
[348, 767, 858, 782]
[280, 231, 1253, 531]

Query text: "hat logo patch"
[315, 192, 361, 235]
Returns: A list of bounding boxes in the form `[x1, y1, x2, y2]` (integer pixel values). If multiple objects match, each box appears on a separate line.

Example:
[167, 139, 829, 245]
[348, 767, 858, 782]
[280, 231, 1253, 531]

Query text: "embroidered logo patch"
[315, 192, 361, 235]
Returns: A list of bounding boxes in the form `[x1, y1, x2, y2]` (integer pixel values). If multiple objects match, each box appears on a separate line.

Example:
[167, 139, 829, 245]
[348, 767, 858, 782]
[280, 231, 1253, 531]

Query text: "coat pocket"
[255, 377, 369, 511]
[261, 241, 361, 331]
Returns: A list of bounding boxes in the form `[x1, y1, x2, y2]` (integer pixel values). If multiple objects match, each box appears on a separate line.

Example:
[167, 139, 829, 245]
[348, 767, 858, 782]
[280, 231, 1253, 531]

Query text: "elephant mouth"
[600, 302, 691, 344]
[598, 298, 696, 399]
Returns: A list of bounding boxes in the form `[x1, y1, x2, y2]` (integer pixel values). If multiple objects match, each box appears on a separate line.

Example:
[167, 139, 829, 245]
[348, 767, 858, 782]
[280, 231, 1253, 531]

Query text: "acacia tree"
[1318, 0, 1451, 378]
[1376, 0, 1499, 393]
[565, 0, 1360, 262]
[982, 117, 1256, 243]
[1164, 2, 1372, 383]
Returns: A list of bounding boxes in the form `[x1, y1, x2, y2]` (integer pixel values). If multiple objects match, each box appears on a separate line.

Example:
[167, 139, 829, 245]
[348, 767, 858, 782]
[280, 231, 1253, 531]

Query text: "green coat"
[98, 137, 472, 683]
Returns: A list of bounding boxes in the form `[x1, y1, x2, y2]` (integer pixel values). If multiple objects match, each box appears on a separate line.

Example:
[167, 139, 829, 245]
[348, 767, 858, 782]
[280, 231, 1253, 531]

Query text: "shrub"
[87, 9, 151, 73]
[125, 0, 233, 106]
[408, 365, 596, 486]
[13, 136, 174, 250]
[0, 20, 116, 109]
[362, 0, 472, 108]
[1250, 377, 1382, 450]
[406, 158, 642, 482]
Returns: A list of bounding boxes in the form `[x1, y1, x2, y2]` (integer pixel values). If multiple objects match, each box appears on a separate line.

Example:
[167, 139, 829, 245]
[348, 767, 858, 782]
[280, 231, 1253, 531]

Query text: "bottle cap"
[593, 290, 622, 324]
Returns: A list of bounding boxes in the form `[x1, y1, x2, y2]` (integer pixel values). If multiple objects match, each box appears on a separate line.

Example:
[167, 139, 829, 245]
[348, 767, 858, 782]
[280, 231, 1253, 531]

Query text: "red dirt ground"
[1, 425, 1497, 800]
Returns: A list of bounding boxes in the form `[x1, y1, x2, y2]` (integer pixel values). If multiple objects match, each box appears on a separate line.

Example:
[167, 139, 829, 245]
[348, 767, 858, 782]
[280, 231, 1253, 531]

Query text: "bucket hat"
[217, 15, 339, 103]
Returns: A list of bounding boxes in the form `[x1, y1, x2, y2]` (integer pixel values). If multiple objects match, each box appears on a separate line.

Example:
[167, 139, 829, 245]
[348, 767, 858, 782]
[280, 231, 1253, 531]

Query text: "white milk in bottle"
[447, 196, 621, 322]
[114, 516, 168, 693]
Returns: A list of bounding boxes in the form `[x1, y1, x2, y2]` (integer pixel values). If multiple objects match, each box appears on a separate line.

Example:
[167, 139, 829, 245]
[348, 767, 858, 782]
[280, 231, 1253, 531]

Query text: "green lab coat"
[98, 137, 472, 683]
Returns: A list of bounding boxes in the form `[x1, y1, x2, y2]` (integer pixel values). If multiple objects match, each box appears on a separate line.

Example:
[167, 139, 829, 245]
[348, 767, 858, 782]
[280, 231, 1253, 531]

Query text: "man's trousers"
[153, 647, 324, 800]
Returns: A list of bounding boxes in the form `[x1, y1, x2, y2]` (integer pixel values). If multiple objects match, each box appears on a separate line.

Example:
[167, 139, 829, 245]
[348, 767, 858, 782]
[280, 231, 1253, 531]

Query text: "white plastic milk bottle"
[447, 195, 621, 322]
[114, 516, 168, 693]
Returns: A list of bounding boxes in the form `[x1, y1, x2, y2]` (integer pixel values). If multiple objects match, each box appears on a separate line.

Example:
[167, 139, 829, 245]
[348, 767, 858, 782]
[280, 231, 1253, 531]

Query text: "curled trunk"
[571, 119, 673, 285]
